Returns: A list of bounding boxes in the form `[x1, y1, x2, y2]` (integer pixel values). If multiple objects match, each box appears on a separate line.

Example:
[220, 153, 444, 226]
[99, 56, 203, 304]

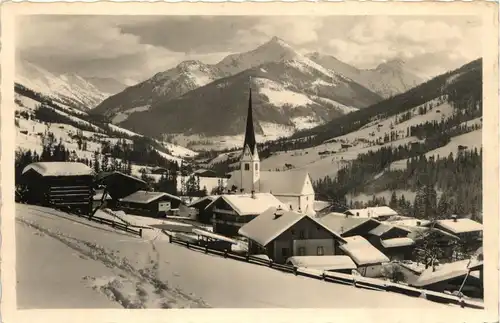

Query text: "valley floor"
[16, 203, 454, 309]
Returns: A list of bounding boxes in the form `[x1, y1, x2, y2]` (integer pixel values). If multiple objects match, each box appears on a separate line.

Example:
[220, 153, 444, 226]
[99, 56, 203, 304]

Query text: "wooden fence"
[66, 207, 143, 237]
[167, 234, 484, 310]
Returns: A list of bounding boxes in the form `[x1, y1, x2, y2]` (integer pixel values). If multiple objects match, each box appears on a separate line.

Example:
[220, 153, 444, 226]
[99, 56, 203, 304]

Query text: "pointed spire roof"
[243, 79, 257, 154]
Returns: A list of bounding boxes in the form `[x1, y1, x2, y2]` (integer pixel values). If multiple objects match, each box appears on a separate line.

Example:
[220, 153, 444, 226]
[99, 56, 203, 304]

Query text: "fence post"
[224, 249, 227, 258]
[168, 234, 172, 243]
[246, 254, 250, 262]
[139, 229, 143, 238]
[460, 298, 465, 308]
[293, 266, 298, 276]
[269, 260, 273, 268]
[187, 242, 190, 249]
[205, 245, 208, 254]
[322, 272, 326, 281]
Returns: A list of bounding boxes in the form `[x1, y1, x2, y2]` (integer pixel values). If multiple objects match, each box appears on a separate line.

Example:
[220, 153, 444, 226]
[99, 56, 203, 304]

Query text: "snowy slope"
[16, 59, 110, 110]
[16, 203, 450, 309]
[259, 97, 475, 181]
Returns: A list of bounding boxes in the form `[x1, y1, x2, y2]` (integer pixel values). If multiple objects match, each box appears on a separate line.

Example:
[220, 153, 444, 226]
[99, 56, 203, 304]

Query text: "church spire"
[242, 78, 257, 154]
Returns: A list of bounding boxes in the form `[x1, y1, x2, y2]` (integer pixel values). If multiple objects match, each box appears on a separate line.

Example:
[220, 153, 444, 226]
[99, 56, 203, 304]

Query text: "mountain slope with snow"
[16, 59, 110, 110]
[118, 57, 381, 143]
[307, 53, 423, 98]
[92, 60, 227, 120]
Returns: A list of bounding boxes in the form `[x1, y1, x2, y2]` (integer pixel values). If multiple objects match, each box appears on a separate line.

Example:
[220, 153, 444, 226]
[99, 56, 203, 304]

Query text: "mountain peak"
[376, 58, 406, 71]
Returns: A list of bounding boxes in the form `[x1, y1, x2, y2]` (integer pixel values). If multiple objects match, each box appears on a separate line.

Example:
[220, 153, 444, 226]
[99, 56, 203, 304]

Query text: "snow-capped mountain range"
[306, 53, 423, 98]
[15, 59, 111, 111]
[16, 36, 426, 149]
[94, 37, 420, 144]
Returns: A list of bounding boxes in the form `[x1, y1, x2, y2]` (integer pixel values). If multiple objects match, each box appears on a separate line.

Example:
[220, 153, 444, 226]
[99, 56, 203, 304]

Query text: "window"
[244, 163, 250, 171]
[298, 247, 306, 256]
[299, 230, 305, 239]
[255, 163, 258, 171]
[282, 248, 289, 257]
[317, 246, 324, 256]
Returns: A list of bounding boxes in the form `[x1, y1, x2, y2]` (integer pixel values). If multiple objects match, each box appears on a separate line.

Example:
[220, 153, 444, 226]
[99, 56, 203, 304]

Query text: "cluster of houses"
[17, 88, 484, 298]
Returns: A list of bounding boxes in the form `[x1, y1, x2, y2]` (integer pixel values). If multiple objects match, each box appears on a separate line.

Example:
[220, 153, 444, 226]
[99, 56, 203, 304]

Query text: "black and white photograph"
[1, 2, 498, 322]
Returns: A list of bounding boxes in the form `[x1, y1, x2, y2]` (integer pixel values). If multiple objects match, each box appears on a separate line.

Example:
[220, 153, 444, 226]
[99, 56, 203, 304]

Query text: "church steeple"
[242, 80, 257, 155]
[239, 78, 260, 194]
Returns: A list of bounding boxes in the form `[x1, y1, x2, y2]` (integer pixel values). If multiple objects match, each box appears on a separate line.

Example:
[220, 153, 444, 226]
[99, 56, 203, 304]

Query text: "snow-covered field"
[16, 203, 451, 309]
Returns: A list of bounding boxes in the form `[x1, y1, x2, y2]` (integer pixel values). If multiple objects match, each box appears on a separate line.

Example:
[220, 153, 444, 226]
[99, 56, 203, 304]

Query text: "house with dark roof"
[366, 224, 414, 261]
[21, 162, 95, 215]
[192, 169, 218, 178]
[95, 171, 148, 208]
[207, 192, 284, 236]
[224, 84, 316, 215]
[405, 225, 460, 261]
[239, 206, 347, 264]
[187, 195, 218, 224]
[117, 190, 182, 218]
[316, 212, 381, 238]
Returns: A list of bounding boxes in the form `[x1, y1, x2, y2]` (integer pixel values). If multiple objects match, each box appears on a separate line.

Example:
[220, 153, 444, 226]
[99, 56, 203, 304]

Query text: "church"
[208, 85, 317, 236]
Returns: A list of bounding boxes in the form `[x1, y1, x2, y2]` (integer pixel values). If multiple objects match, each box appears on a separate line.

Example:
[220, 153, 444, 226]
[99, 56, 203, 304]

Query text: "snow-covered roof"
[369, 224, 411, 237]
[345, 206, 398, 218]
[22, 162, 94, 177]
[412, 260, 471, 288]
[385, 218, 431, 228]
[313, 200, 331, 212]
[435, 218, 483, 234]
[286, 255, 357, 271]
[227, 170, 312, 196]
[339, 236, 390, 266]
[187, 195, 218, 208]
[317, 213, 380, 235]
[239, 206, 346, 247]
[192, 228, 238, 244]
[380, 237, 415, 248]
[120, 190, 181, 204]
[207, 193, 284, 216]
[405, 225, 460, 241]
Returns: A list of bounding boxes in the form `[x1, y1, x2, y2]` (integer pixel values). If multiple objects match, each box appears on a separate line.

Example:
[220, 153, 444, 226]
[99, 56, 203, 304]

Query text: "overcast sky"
[16, 15, 481, 84]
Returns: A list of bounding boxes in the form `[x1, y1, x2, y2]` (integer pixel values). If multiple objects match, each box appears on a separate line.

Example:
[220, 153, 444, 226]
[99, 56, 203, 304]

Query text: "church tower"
[240, 80, 260, 193]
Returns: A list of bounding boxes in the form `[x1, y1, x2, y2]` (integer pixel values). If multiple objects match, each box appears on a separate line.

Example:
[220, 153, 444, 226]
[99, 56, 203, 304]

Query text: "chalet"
[338, 236, 390, 278]
[425, 216, 483, 242]
[367, 224, 414, 261]
[21, 162, 95, 215]
[187, 195, 218, 224]
[117, 190, 182, 218]
[405, 225, 460, 261]
[207, 192, 284, 236]
[239, 206, 347, 264]
[94, 171, 148, 211]
[224, 85, 316, 216]
[344, 206, 398, 221]
[317, 212, 381, 238]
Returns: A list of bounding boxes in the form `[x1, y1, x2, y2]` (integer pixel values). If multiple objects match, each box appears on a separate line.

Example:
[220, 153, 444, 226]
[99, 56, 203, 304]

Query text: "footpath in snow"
[16, 203, 455, 309]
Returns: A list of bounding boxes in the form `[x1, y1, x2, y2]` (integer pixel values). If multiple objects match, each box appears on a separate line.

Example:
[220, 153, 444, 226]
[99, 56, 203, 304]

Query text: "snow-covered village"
[9, 13, 491, 311]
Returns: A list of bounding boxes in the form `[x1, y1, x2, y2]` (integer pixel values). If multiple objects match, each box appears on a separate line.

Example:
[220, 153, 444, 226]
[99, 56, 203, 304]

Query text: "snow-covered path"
[16, 204, 450, 309]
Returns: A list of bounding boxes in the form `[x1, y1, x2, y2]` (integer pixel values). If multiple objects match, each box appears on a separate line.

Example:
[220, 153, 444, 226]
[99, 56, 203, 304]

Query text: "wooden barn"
[117, 190, 182, 218]
[21, 162, 95, 215]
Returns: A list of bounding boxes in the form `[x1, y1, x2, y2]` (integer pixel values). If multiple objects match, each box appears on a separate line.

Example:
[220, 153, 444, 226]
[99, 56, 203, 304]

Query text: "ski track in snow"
[16, 216, 210, 309]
